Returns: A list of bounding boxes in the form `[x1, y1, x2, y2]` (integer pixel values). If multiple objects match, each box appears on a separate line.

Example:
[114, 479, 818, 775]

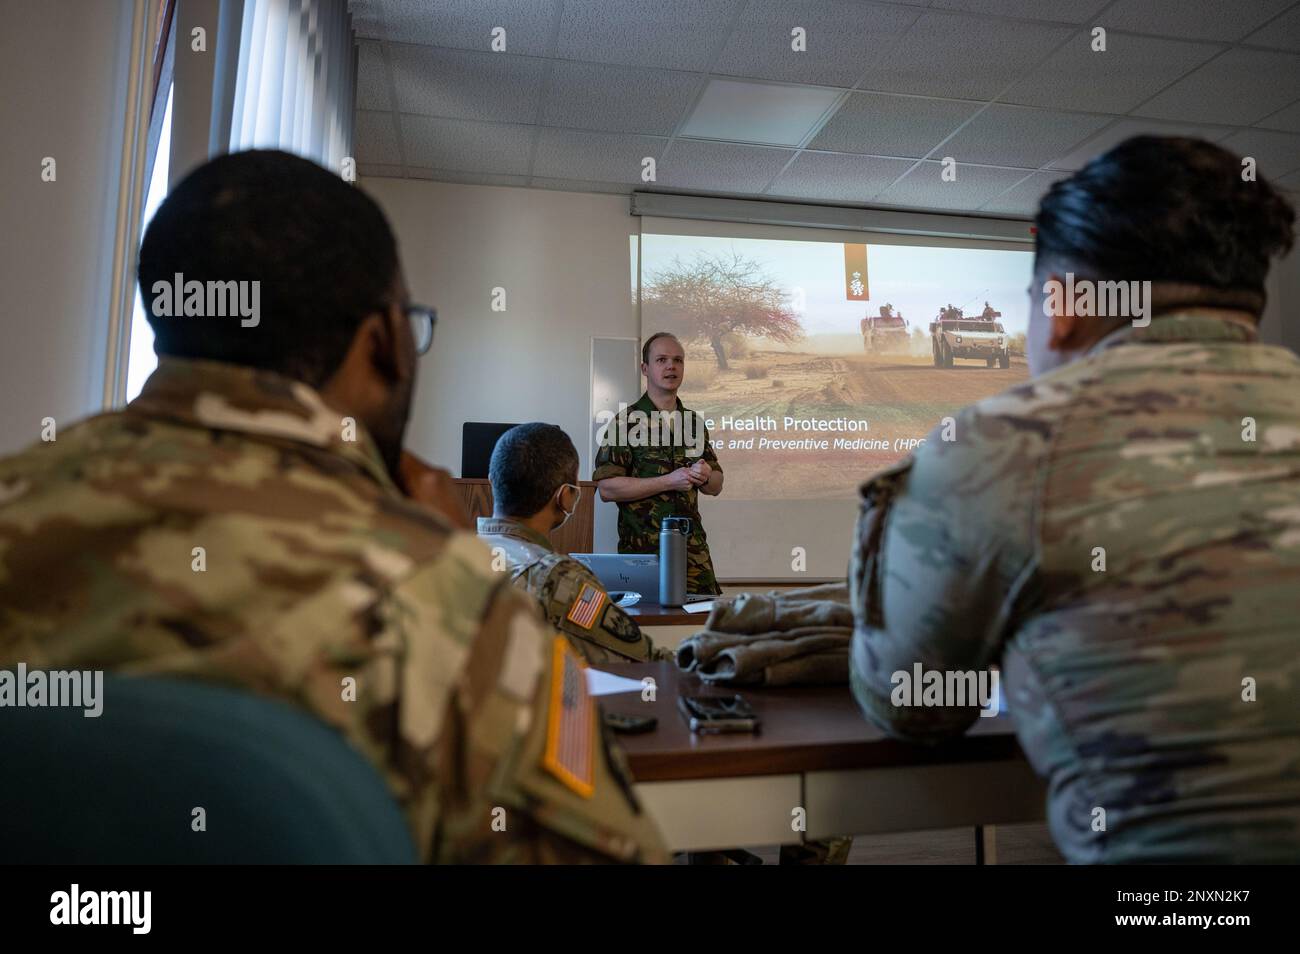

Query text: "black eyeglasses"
[406, 304, 436, 355]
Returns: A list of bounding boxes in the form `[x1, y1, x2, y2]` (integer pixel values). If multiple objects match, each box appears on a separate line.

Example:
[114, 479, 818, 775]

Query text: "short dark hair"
[642, 331, 680, 365]
[138, 149, 399, 387]
[489, 423, 579, 517]
[1035, 136, 1295, 302]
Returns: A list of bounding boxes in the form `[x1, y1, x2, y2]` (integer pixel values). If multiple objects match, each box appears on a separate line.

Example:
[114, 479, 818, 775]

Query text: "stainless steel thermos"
[658, 516, 690, 607]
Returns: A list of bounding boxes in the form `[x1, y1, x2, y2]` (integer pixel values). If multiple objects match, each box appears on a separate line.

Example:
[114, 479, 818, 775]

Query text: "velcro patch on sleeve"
[542, 636, 595, 799]
[565, 583, 607, 631]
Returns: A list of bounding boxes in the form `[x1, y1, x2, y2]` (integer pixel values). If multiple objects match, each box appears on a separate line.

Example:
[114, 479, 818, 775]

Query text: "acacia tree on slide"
[642, 251, 802, 370]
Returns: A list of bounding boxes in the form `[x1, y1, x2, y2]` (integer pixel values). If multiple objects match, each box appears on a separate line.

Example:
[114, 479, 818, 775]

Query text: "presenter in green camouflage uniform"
[593, 332, 723, 595]
[849, 136, 1300, 863]
[478, 423, 660, 664]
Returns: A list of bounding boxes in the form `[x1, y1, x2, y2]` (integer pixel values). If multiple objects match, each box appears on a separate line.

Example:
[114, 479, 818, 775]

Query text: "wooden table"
[622, 600, 714, 652]
[601, 662, 1045, 857]
[622, 601, 710, 627]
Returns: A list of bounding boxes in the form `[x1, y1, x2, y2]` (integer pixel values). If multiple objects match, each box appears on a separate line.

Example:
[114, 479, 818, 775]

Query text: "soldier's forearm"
[596, 475, 672, 502]
[700, 470, 723, 496]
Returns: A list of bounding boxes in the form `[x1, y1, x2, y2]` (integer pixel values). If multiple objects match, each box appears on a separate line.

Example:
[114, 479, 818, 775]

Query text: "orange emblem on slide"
[543, 636, 595, 799]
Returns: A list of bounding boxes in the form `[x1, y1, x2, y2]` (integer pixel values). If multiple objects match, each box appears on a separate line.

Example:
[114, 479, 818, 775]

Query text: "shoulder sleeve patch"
[565, 582, 607, 631]
[600, 602, 644, 644]
[543, 636, 596, 799]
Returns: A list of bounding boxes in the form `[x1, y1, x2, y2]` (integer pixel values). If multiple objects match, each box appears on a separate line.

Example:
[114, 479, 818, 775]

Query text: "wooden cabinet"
[451, 479, 596, 555]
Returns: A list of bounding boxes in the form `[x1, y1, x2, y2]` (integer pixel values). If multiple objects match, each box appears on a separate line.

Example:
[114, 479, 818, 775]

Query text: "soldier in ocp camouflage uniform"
[478, 424, 661, 665]
[0, 151, 667, 864]
[849, 136, 1300, 863]
[593, 333, 723, 596]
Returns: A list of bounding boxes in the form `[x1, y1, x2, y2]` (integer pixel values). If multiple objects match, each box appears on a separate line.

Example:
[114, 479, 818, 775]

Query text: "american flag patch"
[543, 636, 595, 799]
[565, 583, 607, 631]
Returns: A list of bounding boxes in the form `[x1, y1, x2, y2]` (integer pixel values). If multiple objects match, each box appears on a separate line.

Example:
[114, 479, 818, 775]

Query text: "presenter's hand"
[398, 450, 474, 530]
[665, 467, 705, 492]
[688, 459, 713, 481]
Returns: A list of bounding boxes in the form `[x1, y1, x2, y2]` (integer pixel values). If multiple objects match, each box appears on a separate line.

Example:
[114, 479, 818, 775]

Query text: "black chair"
[0, 673, 418, 863]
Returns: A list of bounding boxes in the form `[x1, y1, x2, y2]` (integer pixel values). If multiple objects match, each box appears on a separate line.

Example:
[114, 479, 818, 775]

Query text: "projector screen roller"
[632, 217, 1034, 580]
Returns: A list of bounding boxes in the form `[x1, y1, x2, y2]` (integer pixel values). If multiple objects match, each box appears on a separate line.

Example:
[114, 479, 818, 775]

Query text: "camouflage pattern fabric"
[778, 836, 853, 865]
[849, 311, 1300, 864]
[0, 358, 667, 864]
[592, 392, 722, 595]
[476, 516, 662, 664]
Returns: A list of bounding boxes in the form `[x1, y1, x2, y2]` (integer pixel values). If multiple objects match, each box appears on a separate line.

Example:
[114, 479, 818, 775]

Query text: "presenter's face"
[644, 337, 686, 394]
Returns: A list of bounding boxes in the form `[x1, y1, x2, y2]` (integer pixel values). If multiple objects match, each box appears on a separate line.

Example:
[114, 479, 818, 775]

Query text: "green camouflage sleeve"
[848, 402, 1041, 743]
[538, 560, 658, 664]
[592, 428, 632, 481]
[424, 569, 668, 864]
[702, 421, 722, 473]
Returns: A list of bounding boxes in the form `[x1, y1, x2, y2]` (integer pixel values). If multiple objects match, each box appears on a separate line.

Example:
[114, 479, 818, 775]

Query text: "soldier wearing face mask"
[477, 423, 662, 664]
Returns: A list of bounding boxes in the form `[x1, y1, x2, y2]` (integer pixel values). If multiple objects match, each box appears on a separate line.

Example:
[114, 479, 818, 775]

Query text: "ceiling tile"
[357, 162, 405, 179]
[767, 152, 916, 202]
[679, 79, 843, 146]
[400, 115, 534, 174]
[1048, 117, 1236, 171]
[1257, 98, 1300, 133]
[1244, 3, 1300, 50]
[928, 0, 1108, 22]
[1001, 32, 1220, 113]
[941, 105, 1111, 169]
[1103, 0, 1293, 43]
[854, 11, 1076, 101]
[354, 109, 400, 163]
[979, 170, 1071, 215]
[1220, 127, 1300, 178]
[713, 0, 921, 88]
[378, 0, 559, 55]
[532, 129, 669, 183]
[356, 40, 391, 112]
[541, 61, 702, 136]
[404, 169, 531, 187]
[530, 176, 634, 194]
[1133, 47, 1300, 125]
[657, 140, 796, 194]
[807, 91, 979, 158]
[350, 0, 386, 40]
[389, 44, 544, 123]
[555, 0, 744, 71]
[876, 160, 1034, 211]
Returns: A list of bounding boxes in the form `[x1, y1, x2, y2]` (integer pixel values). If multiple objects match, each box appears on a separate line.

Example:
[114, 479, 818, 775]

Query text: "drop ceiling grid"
[348, 0, 1300, 215]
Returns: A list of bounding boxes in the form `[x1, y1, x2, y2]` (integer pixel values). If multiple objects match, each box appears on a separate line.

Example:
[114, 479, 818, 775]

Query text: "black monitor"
[461, 422, 519, 479]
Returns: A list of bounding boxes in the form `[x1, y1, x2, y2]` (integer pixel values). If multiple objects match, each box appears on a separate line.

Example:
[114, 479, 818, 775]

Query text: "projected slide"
[639, 233, 1033, 500]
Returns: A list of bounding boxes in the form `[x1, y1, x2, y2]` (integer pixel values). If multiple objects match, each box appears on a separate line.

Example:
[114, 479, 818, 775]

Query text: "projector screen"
[634, 215, 1033, 581]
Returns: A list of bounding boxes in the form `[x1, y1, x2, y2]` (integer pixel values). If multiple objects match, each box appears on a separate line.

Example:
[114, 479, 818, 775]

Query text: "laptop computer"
[569, 553, 712, 604]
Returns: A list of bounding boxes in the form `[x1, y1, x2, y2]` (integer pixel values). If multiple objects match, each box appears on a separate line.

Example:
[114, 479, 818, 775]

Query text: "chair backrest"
[0, 673, 418, 863]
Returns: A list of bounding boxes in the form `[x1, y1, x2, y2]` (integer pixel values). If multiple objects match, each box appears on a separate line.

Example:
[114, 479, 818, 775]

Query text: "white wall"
[363, 178, 640, 478]
[0, 1, 137, 455]
[1261, 242, 1300, 353]
[366, 174, 1300, 575]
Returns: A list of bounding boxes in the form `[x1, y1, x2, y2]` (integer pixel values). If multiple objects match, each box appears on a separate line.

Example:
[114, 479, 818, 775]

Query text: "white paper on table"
[684, 600, 715, 614]
[585, 669, 646, 696]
